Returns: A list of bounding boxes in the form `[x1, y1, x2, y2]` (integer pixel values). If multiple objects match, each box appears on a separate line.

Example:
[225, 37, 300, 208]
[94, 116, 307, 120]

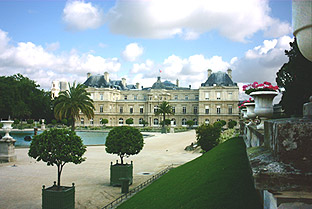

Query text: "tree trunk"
[120, 155, 124, 165]
[162, 114, 166, 128]
[71, 118, 75, 132]
[57, 164, 61, 188]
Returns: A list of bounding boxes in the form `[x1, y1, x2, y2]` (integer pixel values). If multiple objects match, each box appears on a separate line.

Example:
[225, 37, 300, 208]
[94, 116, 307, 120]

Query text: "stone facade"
[52, 69, 239, 127]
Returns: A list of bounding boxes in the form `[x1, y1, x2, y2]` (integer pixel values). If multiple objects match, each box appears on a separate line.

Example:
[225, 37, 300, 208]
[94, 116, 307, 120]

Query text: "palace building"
[51, 69, 239, 127]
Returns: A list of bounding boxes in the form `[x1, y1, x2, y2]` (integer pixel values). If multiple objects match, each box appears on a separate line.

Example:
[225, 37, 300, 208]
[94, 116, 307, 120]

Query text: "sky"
[0, 0, 293, 100]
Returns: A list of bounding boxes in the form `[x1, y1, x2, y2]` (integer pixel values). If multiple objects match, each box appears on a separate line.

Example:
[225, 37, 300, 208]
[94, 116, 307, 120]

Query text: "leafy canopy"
[276, 39, 312, 116]
[105, 126, 144, 164]
[54, 82, 95, 131]
[28, 128, 86, 187]
[196, 123, 221, 152]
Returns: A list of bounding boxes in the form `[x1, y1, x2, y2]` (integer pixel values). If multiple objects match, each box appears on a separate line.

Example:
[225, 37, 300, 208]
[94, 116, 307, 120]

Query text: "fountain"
[0, 119, 17, 162]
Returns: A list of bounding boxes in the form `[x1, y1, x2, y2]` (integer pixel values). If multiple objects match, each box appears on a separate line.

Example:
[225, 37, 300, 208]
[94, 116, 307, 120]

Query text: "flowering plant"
[243, 81, 279, 95]
[238, 98, 254, 109]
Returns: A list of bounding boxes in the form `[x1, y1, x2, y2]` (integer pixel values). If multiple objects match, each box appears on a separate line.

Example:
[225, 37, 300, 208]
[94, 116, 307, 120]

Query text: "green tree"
[28, 128, 86, 188]
[228, 120, 237, 129]
[276, 39, 312, 116]
[141, 119, 148, 127]
[186, 120, 194, 129]
[54, 82, 95, 131]
[126, 118, 134, 125]
[101, 118, 108, 126]
[196, 124, 221, 152]
[155, 101, 174, 132]
[105, 126, 144, 165]
[0, 74, 53, 121]
[61, 118, 68, 126]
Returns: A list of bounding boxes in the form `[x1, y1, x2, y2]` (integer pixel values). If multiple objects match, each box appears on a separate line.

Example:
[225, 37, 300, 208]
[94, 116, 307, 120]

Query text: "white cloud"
[107, 0, 291, 41]
[130, 54, 230, 88]
[121, 43, 144, 62]
[45, 42, 60, 52]
[98, 42, 107, 48]
[0, 29, 121, 89]
[231, 35, 293, 84]
[63, 0, 104, 31]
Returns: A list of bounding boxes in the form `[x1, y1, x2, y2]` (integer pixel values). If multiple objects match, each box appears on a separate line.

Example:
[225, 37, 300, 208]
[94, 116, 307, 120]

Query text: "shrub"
[196, 124, 221, 152]
[28, 128, 86, 188]
[101, 118, 108, 125]
[27, 119, 34, 124]
[220, 120, 226, 127]
[186, 120, 195, 128]
[228, 120, 238, 129]
[61, 118, 68, 125]
[126, 118, 134, 125]
[160, 119, 171, 126]
[13, 119, 20, 125]
[51, 119, 57, 125]
[105, 126, 144, 164]
[219, 129, 237, 143]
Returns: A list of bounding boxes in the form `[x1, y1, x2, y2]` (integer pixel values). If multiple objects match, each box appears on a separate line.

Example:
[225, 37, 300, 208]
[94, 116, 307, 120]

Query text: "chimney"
[87, 72, 91, 78]
[189, 85, 191, 89]
[136, 82, 140, 89]
[122, 78, 126, 87]
[157, 76, 161, 82]
[176, 79, 179, 87]
[104, 72, 109, 82]
[208, 69, 212, 78]
[141, 86, 144, 89]
[227, 69, 232, 79]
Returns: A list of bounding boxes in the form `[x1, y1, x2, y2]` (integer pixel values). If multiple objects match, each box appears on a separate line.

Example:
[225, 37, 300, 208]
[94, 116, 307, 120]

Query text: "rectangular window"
[228, 105, 233, 114]
[172, 106, 175, 113]
[194, 106, 198, 114]
[205, 106, 209, 114]
[81, 118, 84, 125]
[228, 92, 233, 100]
[154, 106, 158, 113]
[175, 95, 178, 100]
[90, 118, 93, 125]
[217, 92, 221, 100]
[134, 95, 137, 100]
[140, 106, 144, 114]
[130, 106, 133, 114]
[205, 92, 209, 100]
[120, 106, 123, 113]
[100, 94, 103, 100]
[217, 105, 221, 114]
[100, 105, 103, 113]
[182, 106, 186, 114]
[124, 95, 127, 100]
[195, 95, 199, 100]
[185, 95, 188, 100]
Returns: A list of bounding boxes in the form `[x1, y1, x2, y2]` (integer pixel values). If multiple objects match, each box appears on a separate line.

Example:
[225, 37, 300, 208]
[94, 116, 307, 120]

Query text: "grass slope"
[118, 137, 262, 209]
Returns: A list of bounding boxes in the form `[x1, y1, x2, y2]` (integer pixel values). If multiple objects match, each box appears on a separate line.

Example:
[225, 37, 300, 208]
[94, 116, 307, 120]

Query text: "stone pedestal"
[41, 119, 46, 130]
[170, 121, 175, 133]
[0, 120, 17, 162]
[0, 139, 17, 162]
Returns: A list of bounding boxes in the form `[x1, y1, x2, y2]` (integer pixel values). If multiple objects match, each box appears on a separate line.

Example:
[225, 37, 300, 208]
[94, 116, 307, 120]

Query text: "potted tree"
[125, 118, 134, 126]
[28, 128, 86, 209]
[105, 126, 144, 186]
[155, 101, 174, 133]
[101, 118, 108, 127]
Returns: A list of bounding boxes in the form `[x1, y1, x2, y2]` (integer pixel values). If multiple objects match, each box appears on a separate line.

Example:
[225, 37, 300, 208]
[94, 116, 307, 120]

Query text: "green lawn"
[118, 137, 262, 209]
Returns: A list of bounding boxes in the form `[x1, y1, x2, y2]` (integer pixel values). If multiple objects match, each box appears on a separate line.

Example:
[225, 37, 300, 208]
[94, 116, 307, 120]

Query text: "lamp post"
[292, 0, 312, 62]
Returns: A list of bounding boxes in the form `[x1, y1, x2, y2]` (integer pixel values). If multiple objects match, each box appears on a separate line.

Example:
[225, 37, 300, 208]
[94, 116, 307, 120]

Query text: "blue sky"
[0, 0, 293, 98]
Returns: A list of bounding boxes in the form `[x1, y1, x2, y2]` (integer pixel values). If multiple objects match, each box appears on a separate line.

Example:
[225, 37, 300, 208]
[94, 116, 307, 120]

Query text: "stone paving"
[0, 130, 200, 209]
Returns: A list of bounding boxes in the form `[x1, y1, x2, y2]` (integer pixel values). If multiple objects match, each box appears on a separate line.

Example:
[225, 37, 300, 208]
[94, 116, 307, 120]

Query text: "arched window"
[139, 118, 143, 124]
[171, 118, 176, 125]
[182, 118, 187, 126]
[193, 118, 198, 126]
[154, 118, 159, 125]
[205, 119, 209, 124]
[119, 118, 124, 124]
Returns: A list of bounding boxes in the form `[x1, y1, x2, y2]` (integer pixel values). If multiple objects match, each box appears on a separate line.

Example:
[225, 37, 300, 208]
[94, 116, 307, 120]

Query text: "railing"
[102, 164, 178, 209]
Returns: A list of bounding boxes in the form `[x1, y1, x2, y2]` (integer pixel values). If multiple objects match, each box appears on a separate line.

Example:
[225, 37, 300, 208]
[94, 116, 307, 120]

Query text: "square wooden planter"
[110, 162, 133, 186]
[42, 182, 75, 209]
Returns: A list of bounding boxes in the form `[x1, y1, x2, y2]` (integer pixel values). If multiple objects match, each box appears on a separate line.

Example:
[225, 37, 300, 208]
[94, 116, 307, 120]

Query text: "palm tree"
[54, 82, 94, 131]
[155, 101, 174, 133]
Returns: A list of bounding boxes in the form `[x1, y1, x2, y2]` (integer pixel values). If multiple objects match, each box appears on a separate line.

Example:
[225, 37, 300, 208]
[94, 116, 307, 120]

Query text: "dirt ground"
[0, 130, 201, 209]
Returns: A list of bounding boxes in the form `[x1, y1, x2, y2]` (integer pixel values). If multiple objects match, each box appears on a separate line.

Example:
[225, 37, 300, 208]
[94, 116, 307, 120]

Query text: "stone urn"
[241, 108, 248, 119]
[250, 91, 278, 129]
[0, 120, 16, 162]
[245, 103, 256, 119]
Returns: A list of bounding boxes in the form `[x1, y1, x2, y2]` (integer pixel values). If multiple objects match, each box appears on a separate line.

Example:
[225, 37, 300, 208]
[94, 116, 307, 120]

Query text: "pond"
[0, 130, 108, 147]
